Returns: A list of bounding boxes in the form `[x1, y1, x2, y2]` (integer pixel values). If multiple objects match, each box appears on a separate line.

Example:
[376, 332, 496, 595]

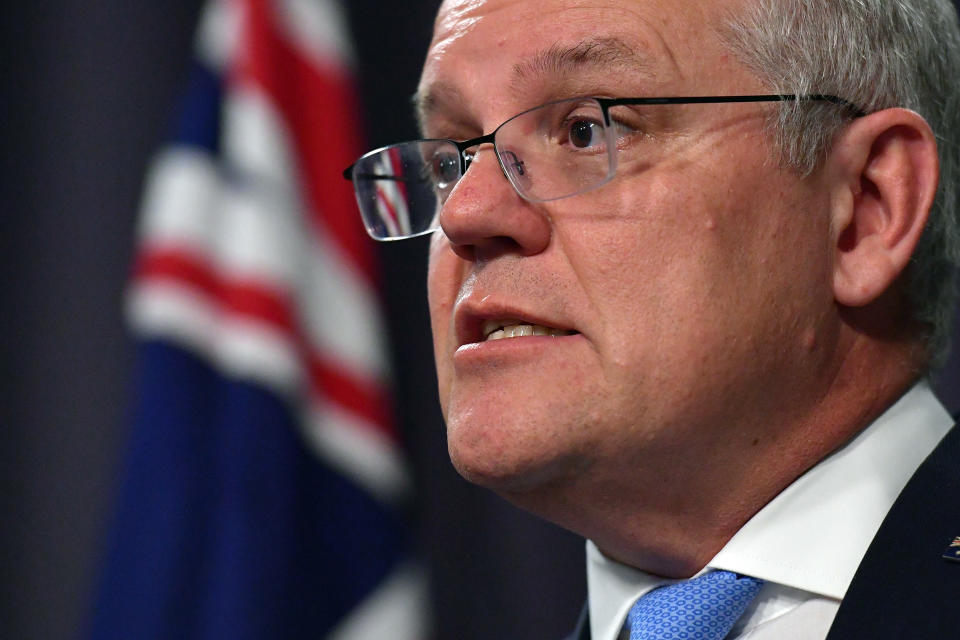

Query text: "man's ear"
[827, 108, 939, 307]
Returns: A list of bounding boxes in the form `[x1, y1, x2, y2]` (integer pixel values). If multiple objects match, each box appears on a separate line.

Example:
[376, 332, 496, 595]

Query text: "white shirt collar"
[586, 382, 952, 640]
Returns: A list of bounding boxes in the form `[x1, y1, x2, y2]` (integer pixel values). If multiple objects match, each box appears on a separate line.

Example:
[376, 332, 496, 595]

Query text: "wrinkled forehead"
[418, 0, 757, 128]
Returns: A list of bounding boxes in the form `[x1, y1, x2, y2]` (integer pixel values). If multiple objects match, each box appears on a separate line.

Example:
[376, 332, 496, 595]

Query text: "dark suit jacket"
[566, 426, 960, 640]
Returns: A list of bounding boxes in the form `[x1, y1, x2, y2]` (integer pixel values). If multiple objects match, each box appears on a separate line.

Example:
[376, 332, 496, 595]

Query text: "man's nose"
[438, 148, 551, 261]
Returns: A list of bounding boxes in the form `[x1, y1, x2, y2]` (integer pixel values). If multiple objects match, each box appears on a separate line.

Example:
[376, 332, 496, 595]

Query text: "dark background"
[1, 2, 957, 639]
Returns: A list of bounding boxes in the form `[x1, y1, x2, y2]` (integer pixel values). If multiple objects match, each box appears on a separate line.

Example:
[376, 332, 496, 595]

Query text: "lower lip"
[453, 333, 583, 365]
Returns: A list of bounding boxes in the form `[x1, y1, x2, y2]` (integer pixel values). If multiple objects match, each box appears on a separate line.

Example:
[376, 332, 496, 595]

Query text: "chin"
[446, 416, 583, 493]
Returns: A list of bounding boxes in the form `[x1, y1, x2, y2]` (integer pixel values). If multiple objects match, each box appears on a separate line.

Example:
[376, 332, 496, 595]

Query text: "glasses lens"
[351, 140, 461, 240]
[495, 97, 616, 202]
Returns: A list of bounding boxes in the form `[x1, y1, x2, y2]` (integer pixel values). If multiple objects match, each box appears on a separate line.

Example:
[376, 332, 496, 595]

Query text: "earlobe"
[830, 109, 939, 308]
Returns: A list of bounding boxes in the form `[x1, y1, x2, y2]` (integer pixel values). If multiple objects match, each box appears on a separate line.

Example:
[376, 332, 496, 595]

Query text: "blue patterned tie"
[627, 570, 764, 640]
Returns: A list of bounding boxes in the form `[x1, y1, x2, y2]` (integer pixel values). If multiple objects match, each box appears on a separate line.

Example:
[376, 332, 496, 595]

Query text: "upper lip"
[454, 298, 576, 347]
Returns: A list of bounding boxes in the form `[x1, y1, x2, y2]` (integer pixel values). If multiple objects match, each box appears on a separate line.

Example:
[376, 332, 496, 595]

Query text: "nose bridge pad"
[501, 150, 525, 177]
[499, 148, 532, 198]
[458, 145, 514, 193]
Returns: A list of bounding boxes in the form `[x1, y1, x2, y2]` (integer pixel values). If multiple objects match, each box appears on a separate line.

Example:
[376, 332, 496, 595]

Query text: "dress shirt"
[586, 382, 953, 640]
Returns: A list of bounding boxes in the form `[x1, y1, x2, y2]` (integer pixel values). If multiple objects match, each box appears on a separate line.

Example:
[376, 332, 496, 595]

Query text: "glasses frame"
[342, 94, 865, 240]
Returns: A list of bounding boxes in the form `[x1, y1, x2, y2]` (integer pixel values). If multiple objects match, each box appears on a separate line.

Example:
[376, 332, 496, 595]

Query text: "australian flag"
[88, 0, 428, 637]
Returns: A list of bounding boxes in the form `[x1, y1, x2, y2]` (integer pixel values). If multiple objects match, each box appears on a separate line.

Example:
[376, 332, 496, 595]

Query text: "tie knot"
[627, 570, 764, 640]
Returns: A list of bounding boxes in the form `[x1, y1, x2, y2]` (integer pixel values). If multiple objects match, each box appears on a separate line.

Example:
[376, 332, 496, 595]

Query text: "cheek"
[560, 154, 828, 375]
[556, 173, 718, 331]
[427, 241, 461, 409]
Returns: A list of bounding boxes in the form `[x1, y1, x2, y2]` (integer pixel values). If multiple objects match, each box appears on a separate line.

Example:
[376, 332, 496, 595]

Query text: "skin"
[421, 0, 936, 577]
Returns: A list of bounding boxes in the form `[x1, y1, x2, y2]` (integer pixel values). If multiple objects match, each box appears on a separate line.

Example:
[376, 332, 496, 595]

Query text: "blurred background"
[1, 1, 957, 639]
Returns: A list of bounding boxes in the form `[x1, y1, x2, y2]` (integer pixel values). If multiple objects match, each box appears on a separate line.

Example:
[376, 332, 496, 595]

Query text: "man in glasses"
[346, 0, 960, 637]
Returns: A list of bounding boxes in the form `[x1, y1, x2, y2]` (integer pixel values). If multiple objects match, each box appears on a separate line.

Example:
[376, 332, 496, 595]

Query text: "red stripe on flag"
[133, 246, 396, 440]
[235, 0, 377, 285]
[376, 184, 402, 231]
[308, 358, 393, 433]
[134, 249, 296, 333]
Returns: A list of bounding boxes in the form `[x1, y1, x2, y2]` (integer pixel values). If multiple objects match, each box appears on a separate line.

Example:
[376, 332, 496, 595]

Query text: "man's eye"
[430, 152, 460, 187]
[566, 118, 605, 149]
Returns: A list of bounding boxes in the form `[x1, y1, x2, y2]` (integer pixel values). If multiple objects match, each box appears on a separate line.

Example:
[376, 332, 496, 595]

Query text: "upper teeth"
[482, 320, 572, 341]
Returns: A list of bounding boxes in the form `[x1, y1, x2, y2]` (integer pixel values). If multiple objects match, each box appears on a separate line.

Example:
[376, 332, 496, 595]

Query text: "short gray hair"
[720, 0, 960, 365]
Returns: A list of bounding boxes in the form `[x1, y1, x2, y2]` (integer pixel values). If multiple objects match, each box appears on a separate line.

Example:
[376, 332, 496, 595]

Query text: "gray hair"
[720, 0, 960, 366]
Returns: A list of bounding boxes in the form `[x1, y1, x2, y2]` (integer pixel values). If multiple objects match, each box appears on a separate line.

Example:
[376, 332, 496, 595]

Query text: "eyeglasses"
[342, 94, 863, 241]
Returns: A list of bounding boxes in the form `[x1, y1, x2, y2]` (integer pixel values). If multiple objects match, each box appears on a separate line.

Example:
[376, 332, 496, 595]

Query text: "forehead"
[419, 0, 754, 124]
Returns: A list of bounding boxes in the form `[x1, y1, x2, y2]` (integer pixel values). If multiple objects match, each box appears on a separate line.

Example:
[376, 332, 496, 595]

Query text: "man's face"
[421, 0, 837, 515]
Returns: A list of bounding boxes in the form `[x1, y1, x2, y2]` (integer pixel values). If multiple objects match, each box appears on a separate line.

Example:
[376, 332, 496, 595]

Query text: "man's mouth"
[482, 319, 576, 341]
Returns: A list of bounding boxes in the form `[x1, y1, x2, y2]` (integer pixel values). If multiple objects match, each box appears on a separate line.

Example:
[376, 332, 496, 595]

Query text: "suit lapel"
[567, 425, 960, 640]
[826, 425, 960, 638]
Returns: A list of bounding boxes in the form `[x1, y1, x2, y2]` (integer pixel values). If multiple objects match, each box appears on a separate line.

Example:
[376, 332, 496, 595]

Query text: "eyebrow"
[509, 37, 654, 91]
[413, 37, 654, 133]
